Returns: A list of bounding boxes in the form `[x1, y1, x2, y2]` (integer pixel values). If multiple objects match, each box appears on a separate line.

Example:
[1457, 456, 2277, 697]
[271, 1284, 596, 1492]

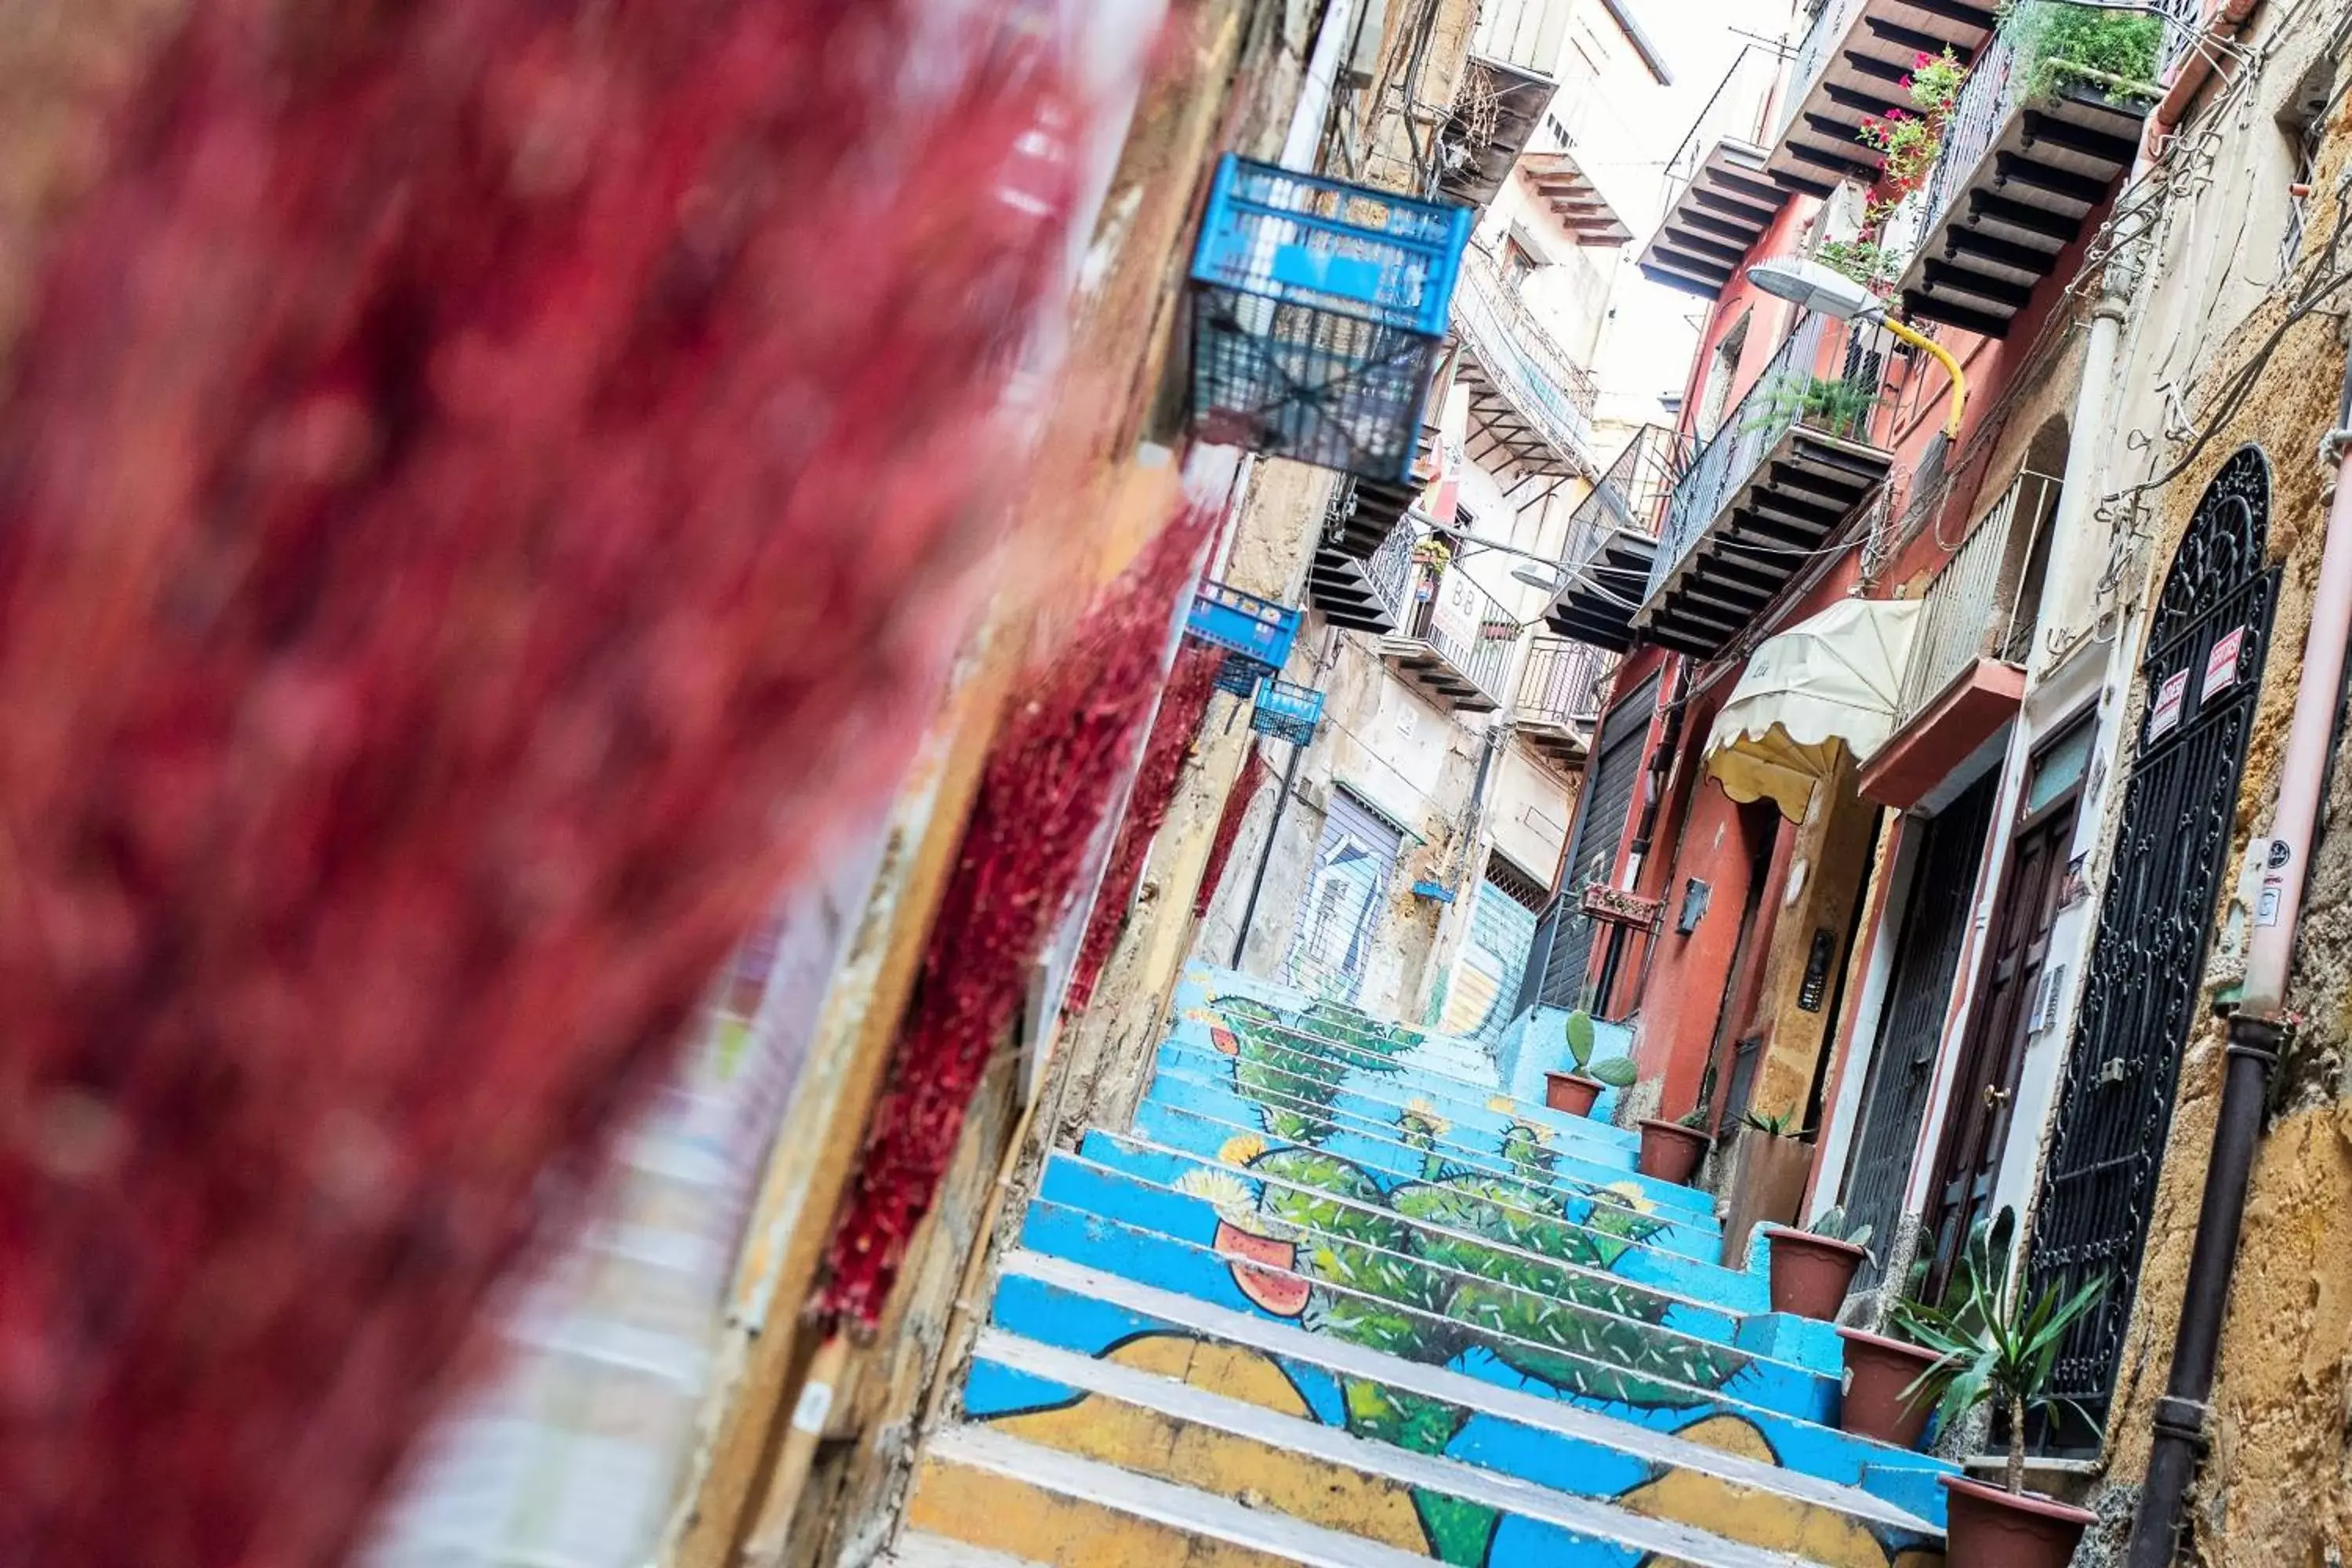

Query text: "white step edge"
[949, 1345, 1813, 1568]
[996, 1248, 1941, 1537]
[922, 1422, 1443, 1568]
[885, 1530, 1051, 1568]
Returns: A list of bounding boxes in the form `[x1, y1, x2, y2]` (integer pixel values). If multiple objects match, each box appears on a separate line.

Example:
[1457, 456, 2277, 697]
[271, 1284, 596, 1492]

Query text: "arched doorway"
[2025, 445, 2278, 1450]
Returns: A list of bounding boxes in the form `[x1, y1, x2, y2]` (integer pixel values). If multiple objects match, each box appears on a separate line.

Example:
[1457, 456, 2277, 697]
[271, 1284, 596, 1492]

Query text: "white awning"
[1703, 599, 1922, 822]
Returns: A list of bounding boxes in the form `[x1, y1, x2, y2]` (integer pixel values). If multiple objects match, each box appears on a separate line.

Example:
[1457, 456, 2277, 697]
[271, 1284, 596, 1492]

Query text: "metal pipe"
[1281, 0, 1359, 172]
[2034, 252, 2133, 662]
[2125, 363, 2352, 1568]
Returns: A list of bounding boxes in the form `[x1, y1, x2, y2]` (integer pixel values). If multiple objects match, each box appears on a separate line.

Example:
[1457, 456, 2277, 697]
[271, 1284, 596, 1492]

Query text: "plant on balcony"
[2004, 0, 2164, 100]
[1815, 236, 1902, 293]
[1857, 49, 1968, 209]
[1739, 372, 1879, 442]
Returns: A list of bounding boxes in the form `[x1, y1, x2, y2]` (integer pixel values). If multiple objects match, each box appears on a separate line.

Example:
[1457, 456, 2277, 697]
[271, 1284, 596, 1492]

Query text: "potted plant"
[1761, 1203, 1874, 1321]
[1718, 1098, 1815, 1265]
[1635, 1061, 1715, 1185]
[1896, 1206, 2106, 1567]
[1835, 1215, 2009, 1450]
[1543, 1009, 1635, 1116]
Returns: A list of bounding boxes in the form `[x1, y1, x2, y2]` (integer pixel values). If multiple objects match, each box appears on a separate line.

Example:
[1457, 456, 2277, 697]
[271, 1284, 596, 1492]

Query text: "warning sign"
[2147, 669, 2189, 745]
[2202, 626, 2246, 700]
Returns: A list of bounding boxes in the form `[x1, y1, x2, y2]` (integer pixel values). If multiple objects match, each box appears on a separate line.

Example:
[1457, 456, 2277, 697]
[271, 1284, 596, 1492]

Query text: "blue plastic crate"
[1189, 156, 1472, 482]
[1250, 679, 1324, 746]
[1185, 580, 1302, 670]
[1213, 655, 1263, 699]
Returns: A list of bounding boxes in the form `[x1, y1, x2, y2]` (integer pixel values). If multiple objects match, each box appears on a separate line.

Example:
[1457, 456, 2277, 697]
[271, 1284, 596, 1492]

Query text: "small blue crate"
[1213, 655, 1263, 699]
[1251, 680, 1324, 746]
[1185, 579, 1303, 671]
[1188, 155, 1472, 482]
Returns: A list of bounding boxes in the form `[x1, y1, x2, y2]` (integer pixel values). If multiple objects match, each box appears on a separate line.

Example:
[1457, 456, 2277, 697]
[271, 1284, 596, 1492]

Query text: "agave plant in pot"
[1835, 1213, 2014, 1450]
[1762, 1201, 1873, 1321]
[1544, 1008, 1635, 1116]
[1895, 1207, 2107, 1567]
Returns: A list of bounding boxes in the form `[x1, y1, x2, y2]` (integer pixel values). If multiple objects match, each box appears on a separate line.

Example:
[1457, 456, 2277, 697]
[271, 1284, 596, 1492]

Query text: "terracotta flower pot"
[1635, 1119, 1711, 1185]
[1835, 1326, 1943, 1448]
[1212, 1220, 1308, 1318]
[1544, 1071, 1604, 1116]
[1940, 1474, 2096, 1568]
[1762, 1225, 1869, 1319]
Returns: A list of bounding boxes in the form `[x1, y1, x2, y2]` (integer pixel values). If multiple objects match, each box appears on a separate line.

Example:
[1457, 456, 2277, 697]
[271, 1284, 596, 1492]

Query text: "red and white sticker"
[2147, 669, 2189, 744]
[2202, 626, 2246, 700]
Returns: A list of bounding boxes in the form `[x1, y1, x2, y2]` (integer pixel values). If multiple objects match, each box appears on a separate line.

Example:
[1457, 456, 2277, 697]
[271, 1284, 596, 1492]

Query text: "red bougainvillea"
[815, 505, 1214, 1327]
[1195, 742, 1270, 918]
[0, 2, 1078, 1563]
[1061, 638, 1225, 1013]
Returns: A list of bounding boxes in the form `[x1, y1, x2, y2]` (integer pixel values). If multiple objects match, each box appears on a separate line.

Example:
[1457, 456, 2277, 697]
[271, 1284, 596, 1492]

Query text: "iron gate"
[1519, 670, 1659, 1014]
[2026, 446, 2278, 1447]
[1838, 772, 1998, 1290]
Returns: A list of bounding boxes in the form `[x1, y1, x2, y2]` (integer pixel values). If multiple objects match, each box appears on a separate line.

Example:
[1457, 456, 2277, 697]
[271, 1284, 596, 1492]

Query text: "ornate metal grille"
[1838, 773, 1998, 1290]
[1519, 672, 1658, 1014]
[2025, 446, 2278, 1448]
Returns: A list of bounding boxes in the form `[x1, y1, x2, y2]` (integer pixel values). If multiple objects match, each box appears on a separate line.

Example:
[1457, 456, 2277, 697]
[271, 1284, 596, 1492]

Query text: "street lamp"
[1744, 257, 1969, 441]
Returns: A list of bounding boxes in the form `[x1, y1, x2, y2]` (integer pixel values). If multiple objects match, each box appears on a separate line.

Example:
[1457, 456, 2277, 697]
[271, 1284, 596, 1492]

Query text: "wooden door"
[1921, 791, 2072, 1292]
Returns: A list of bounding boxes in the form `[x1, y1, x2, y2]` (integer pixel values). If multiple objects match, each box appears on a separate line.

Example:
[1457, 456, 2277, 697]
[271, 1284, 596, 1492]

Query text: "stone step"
[1132, 1094, 1722, 1264]
[964, 1325, 1944, 1568]
[985, 1249, 1955, 1528]
[1153, 1032, 1639, 1167]
[1077, 1130, 1768, 1316]
[924, 1387, 1841, 1568]
[1016, 1193, 1839, 1426]
[886, 1532, 1051, 1568]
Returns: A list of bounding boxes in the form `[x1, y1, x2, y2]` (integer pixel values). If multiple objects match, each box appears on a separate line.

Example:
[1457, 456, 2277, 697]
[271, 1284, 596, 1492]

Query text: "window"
[1696, 312, 1750, 443]
[1501, 236, 1539, 291]
[2279, 64, 2333, 270]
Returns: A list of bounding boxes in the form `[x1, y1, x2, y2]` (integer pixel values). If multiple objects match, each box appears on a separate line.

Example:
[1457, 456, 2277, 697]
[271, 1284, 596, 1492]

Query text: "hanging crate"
[1188, 155, 1472, 483]
[1251, 679, 1324, 746]
[1213, 655, 1263, 699]
[1186, 579, 1303, 671]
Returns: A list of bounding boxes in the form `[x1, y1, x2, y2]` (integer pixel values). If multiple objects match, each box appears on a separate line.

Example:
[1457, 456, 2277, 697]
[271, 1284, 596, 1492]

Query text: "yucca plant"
[1894, 1206, 2107, 1494]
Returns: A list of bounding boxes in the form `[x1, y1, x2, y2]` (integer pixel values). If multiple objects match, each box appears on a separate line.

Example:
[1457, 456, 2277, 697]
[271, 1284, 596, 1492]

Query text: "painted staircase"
[892, 964, 1954, 1566]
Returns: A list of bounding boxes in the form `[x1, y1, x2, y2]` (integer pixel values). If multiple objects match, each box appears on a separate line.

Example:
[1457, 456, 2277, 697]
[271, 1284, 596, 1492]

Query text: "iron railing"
[1645, 314, 1898, 607]
[1658, 45, 1786, 210]
[1893, 470, 2059, 723]
[1452, 245, 1601, 468]
[2155, 0, 2205, 80]
[1517, 636, 1616, 725]
[1773, 0, 1871, 144]
[1555, 423, 1686, 603]
[1401, 548, 1520, 706]
[1362, 515, 1418, 617]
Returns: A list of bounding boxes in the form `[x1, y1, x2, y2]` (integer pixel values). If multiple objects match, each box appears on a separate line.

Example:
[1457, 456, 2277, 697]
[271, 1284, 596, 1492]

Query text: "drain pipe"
[2125, 355, 2352, 1568]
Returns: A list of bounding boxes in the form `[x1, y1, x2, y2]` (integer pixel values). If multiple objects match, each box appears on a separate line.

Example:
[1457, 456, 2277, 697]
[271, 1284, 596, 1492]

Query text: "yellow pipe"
[1878, 314, 1968, 440]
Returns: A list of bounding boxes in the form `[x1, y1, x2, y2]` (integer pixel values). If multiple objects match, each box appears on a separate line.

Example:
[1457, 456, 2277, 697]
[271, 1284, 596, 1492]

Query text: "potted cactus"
[1761, 1203, 1873, 1321]
[1543, 1008, 1635, 1116]
[1896, 1207, 2106, 1568]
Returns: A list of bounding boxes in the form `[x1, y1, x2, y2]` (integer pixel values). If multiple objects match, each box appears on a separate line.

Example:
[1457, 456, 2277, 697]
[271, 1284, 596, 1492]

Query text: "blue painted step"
[1018, 1189, 1838, 1426]
[1080, 1129, 1768, 1316]
[984, 1247, 1957, 1528]
[1131, 1094, 1725, 1266]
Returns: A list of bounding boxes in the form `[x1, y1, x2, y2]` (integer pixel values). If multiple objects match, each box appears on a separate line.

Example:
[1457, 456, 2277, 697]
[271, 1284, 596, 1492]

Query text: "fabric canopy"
[1704, 599, 1923, 822]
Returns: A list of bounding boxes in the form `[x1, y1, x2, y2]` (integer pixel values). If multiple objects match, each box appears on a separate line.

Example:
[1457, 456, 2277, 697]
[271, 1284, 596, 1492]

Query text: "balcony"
[1639, 46, 1790, 298]
[1380, 542, 1520, 712]
[1308, 510, 1416, 633]
[1895, 15, 2163, 337]
[1451, 245, 1601, 477]
[1860, 470, 2060, 808]
[1516, 151, 1635, 248]
[1439, 56, 1559, 210]
[1543, 424, 1686, 652]
[1514, 636, 1617, 768]
[1762, 0, 2002, 200]
[1636, 315, 1900, 658]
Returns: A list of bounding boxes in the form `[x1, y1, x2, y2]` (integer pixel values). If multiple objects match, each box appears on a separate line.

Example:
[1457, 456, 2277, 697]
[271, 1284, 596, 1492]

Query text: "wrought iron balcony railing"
[1388, 541, 1520, 710]
[1645, 314, 1897, 609]
[1517, 636, 1616, 727]
[1773, 0, 1871, 147]
[1893, 470, 2060, 725]
[1451, 244, 1601, 473]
